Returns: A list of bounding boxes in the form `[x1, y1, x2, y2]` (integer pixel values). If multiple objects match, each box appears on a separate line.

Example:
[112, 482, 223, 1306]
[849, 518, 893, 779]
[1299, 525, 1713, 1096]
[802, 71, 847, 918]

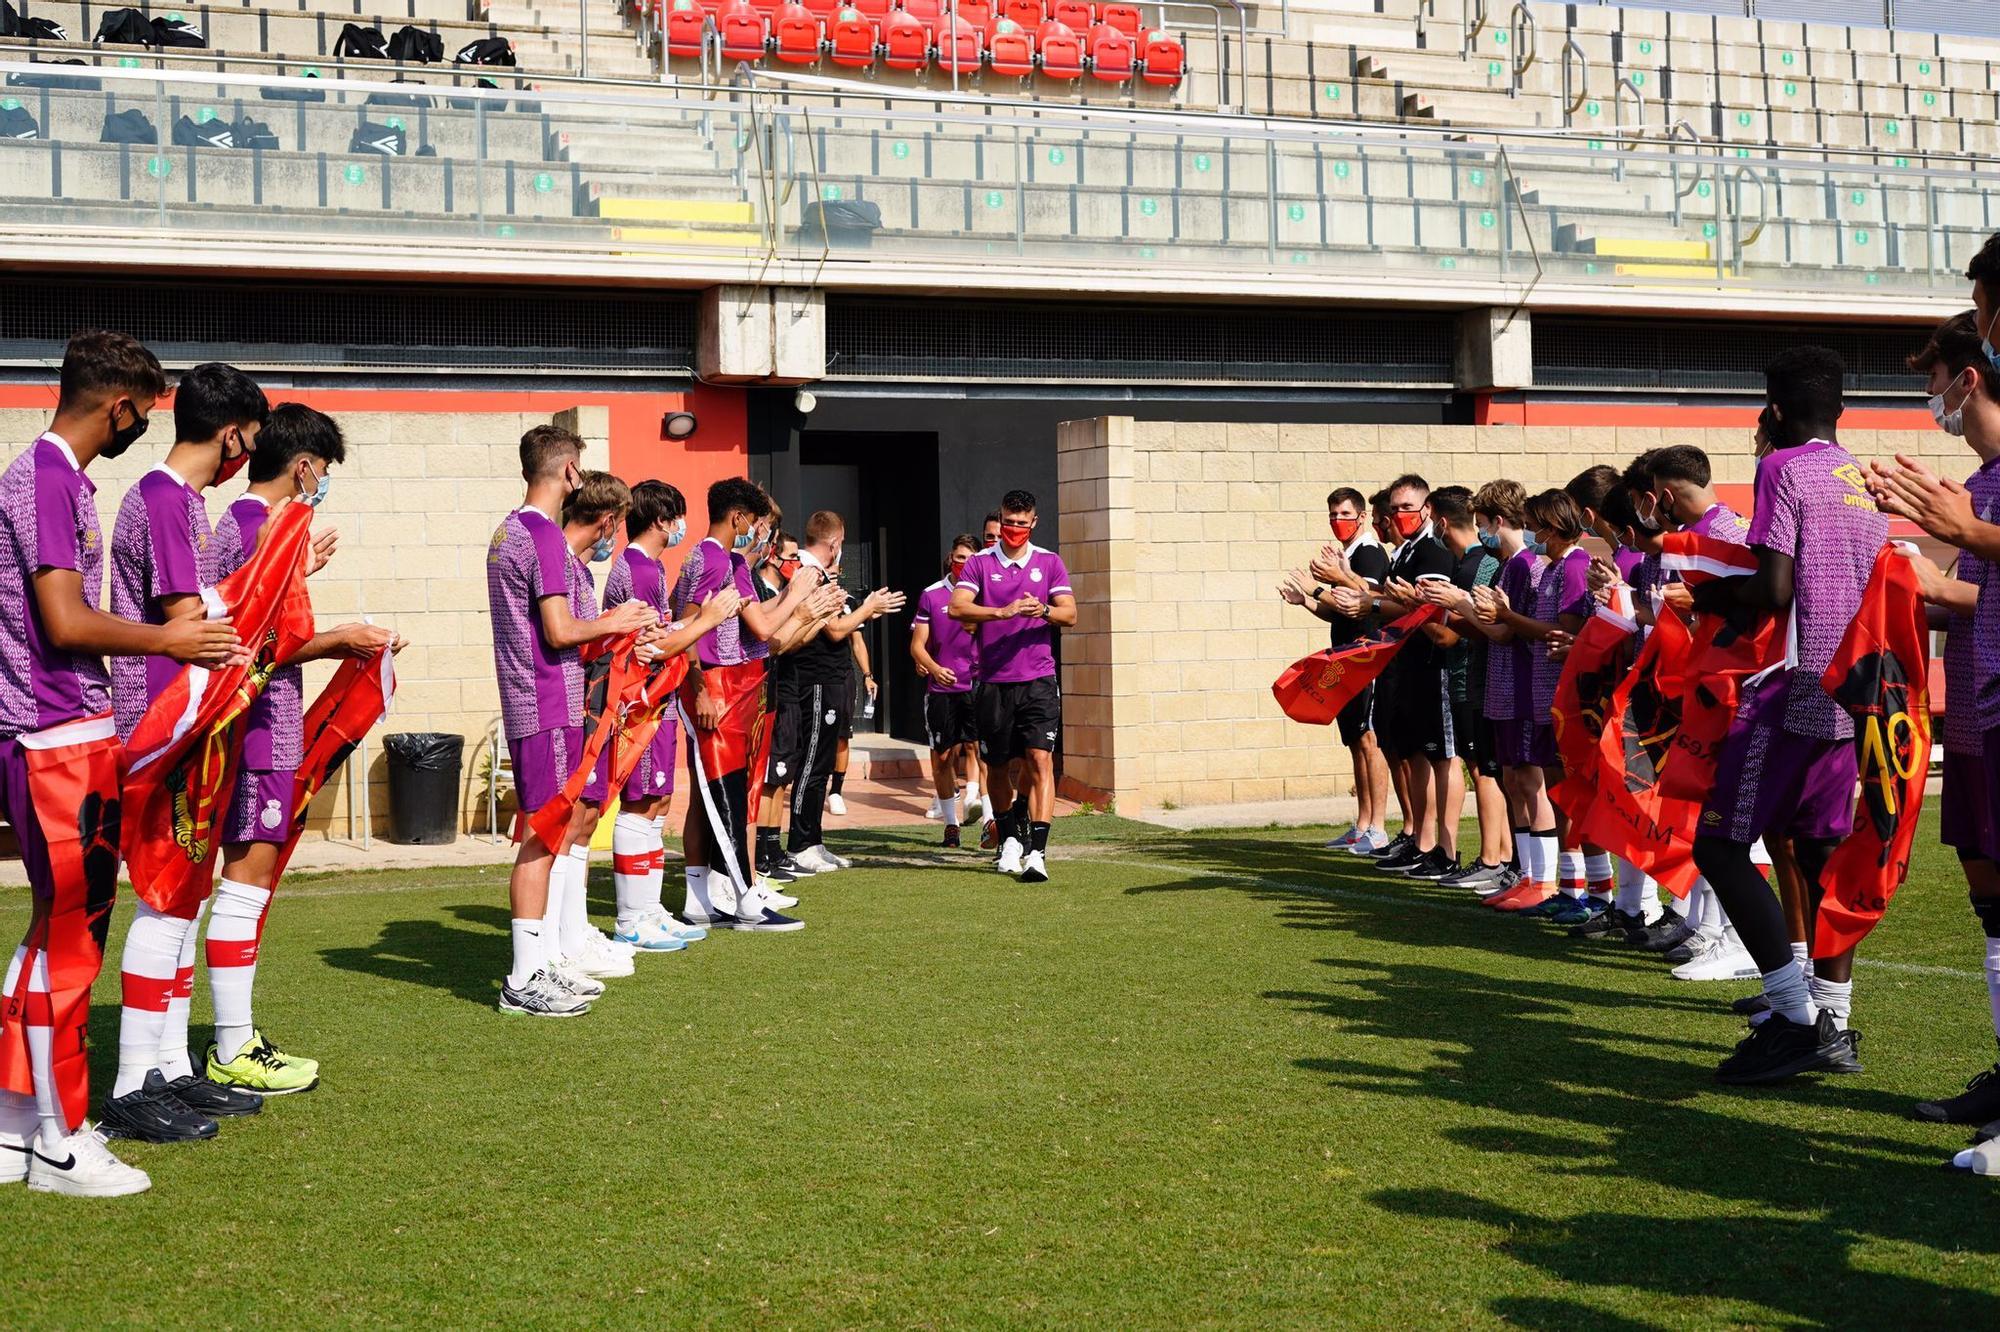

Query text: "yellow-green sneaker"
[205, 1033, 319, 1096]
[253, 1031, 320, 1081]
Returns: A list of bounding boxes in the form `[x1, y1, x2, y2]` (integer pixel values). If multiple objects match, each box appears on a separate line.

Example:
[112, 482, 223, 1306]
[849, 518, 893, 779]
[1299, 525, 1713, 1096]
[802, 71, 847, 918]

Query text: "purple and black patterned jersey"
[109, 464, 211, 741]
[0, 435, 112, 737]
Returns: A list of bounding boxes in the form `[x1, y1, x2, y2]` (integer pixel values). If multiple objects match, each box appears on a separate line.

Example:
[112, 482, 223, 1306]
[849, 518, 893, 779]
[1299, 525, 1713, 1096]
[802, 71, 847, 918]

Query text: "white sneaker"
[964, 785, 982, 820]
[996, 837, 1025, 875]
[27, 1124, 150, 1197]
[728, 886, 806, 932]
[826, 792, 848, 816]
[925, 797, 944, 822]
[1671, 930, 1759, 982]
[791, 844, 843, 874]
[1020, 849, 1049, 883]
[757, 878, 799, 910]
[823, 847, 853, 870]
[597, 929, 639, 958]
[614, 913, 690, 952]
[679, 867, 732, 927]
[574, 933, 636, 979]
[499, 969, 594, 1017]
[547, 958, 607, 998]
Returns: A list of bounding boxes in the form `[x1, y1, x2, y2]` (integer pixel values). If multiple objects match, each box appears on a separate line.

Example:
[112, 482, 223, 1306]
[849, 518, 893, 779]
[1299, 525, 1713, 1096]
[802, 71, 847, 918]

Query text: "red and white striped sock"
[5, 942, 67, 1140]
[1557, 849, 1586, 899]
[113, 903, 187, 1097]
[647, 814, 669, 910]
[612, 812, 656, 932]
[207, 879, 271, 1065]
[1583, 850, 1614, 902]
[156, 895, 210, 1082]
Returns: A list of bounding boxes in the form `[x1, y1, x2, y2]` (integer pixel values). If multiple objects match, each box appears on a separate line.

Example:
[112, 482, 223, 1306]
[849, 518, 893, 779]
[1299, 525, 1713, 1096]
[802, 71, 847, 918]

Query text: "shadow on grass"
[319, 911, 504, 1010]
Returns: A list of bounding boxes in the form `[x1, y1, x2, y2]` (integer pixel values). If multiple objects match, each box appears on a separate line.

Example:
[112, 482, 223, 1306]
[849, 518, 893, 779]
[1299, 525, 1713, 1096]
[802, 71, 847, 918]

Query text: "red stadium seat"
[802, 0, 841, 19]
[1086, 22, 1131, 81]
[988, 19, 1033, 75]
[899, 0, 940, 30]
[718, 2, 769, 59]
[828, 7, 878, 66]
[882, 9, 929, 68]
[1036, 18, 1082, 78]
[1050, 0, 1091, 31]
[1138, 27, 1182, 85]
[952, 0, 993, 30]
[936, 14, 983, 72]
[1001, 0, 1044, 27]
[773, 3, 822, 61]
[665, 0, 708, 58]
[852, 0, 894, 21]
[1098, 2, 1139, 36]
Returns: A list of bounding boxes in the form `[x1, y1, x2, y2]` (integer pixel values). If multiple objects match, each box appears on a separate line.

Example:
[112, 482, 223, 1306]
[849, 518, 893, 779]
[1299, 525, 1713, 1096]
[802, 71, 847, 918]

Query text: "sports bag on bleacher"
[454, 37, 516, 66]
[100, 108, 157, 144]
[232, 116, 279, 149]
[0, 104, 39, 139]
[171, 114, 232, 148]
[362, 79, 432, 108]
[0, 0, 60, 37]
[333, 22, 388, 58]
[261, 68, 326, 102]
[7, 59, 99, 91]
[150, 16, 205, 46]
[388, 25, 443, 62]
[348, 121, 406, 156]
[93, 8, 154, 45]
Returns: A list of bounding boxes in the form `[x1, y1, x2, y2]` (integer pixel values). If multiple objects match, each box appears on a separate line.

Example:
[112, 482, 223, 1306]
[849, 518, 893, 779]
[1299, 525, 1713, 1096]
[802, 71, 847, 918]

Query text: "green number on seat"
[533, 172, 554, 193]
[1696, 181, 1712, 199]
[1783, 81, 1797, 97]
[891, 140, 909, 160]
[1138, 246, 1156, 259]
[197, 107, 217, 123]
[1584, 262, 1598, 275]
[1895, 156, 1909, 167]
[118, 56, 139, 67]
[1919, 61, 1933, 75]
[822, 184, 842, 200]
[1493, 30, 1506, 45]
[1638, 40, 1652, 55]
[1855, 229, 1870, 244]
[1884, 120, 1900, 135]
[1781, 51, 1796, 66]
[386, 117, 405, 131]
[1438, 257, 1457, 269]
[1049, 147, 1067, 165]
[1588, 138, 1603, 150]
[1287, 203, 1305, 222]
[1866, 272, 1882, 284]
[1737, 111, 1752, 127]
[1290, 251, 1309, 264]
[1850, 189, 1866, 206]
[985, 190, 1004, 208]
[1487, 61, 1501, 77]
[1468, 169, 1485, 187]
[1332, 161, 1350, 180]
[1478, 210, 1496, 229]
[146, 157, 171, 178]
[497, 224, 516, 238]
[1701, 222, 1716, 239]
[1322, 83, 1341, 101]
[0, 98, 16, 111]
[1924, 92, 1938, 107]
[1139, 197, 1158, 216]
[1629, 72, 1644, 86]
[1735, 147, 1750, 158]
[1191, 153, 1209, 172]
[1585, 99, 1600, 117]
[344, 165, 365, 184]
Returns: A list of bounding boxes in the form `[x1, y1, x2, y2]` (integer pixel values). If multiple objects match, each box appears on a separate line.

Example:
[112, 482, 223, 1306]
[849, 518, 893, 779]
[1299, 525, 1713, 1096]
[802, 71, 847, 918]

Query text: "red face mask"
[949, 554, 970, 573]
[1391, 510, 1425, 539]
[1330, 516, 1362, 543]
[778, 557, 800, 580]
[999, 522, 1032, 546]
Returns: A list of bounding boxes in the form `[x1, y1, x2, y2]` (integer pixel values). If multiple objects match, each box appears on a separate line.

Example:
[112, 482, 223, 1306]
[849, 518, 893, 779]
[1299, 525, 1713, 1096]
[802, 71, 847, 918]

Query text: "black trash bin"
[383, 732, 464, 845]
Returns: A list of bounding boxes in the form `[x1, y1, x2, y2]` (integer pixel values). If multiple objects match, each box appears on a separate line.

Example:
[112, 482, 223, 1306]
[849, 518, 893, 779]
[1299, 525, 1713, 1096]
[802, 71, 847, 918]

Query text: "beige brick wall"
[1057, 414, 1961, 816]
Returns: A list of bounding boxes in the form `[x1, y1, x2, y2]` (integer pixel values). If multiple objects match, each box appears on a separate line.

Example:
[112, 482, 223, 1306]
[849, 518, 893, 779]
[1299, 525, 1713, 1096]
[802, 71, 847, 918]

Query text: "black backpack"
[332, 23, 387, 58]
[100, 108, 157, 144]
[3, 5, 69, 39]
[387, 25, 442, 63]
[7, 60, 101, 91]
[454, 37, 515, 66]
[799, 197, 882, 247]
[348, 121, 405, 156]
[171, 114, 232, 148]
[0, 104, 39, 139]
[93, 8, 154, 45]
[232, 116, 278, 148]
[151, 16, 205, 47]
[261, 68, 325, 102]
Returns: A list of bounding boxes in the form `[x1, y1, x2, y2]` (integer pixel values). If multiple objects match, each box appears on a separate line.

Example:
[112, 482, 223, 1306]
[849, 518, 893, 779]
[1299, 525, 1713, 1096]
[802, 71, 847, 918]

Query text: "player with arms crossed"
[912, 535, 982, 848]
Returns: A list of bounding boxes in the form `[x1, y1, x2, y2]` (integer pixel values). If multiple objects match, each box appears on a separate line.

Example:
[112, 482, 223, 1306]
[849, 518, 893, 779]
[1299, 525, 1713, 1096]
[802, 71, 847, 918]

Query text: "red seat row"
[681, 0, 1147, 34]
[665, 2, 1184, 85]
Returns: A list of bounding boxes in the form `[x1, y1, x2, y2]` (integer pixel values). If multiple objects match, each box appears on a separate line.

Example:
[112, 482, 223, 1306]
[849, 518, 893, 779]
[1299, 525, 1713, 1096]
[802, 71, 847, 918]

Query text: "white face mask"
[1931, 378, 1968, 438]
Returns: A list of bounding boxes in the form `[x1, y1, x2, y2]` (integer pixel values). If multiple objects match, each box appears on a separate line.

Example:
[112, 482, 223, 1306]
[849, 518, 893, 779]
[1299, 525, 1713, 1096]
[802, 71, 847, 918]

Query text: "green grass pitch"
[6, 813, 2000, 1328]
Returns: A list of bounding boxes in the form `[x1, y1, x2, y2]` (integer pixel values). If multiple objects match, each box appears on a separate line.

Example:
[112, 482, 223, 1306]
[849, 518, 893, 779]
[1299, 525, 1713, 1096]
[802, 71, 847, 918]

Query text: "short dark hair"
[804, 509, 845, 545]
[1764, 346, 1846, 442]
[1642, 445, 1713, 489]
[1908, 310, 2000, 400]
[1326, 487, 1366, 511]
[562, 470, 630, 527]
[246, 403, 344, 484]
[706, 476, 770, 524]
[57, 329, 165, 410]
[1755, 404, 1780, 445]
[1564, 464, 1620, 517]
[1368, 488, 1389, 513]
[172, 362, 269, 444]
[770, 530, 797, 555]
[999, 489, 1037, 517]
[520, 424, 583, 482]
[949, 532, 978, 554]
[1599, 481, 1643, 537]
[1471, 479, 1527, 528]
[1385, 473, 1429, 502]
[1967, 232, 2000, 303]
[1429, 488, 1475, 531]
[624, 479, 686, 539]
[1524, 488, 1586, 541]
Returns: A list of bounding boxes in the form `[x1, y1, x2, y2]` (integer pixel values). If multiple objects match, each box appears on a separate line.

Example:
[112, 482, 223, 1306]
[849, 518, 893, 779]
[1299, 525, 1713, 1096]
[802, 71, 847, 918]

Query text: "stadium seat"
[1098, 3, 1139, 37]
[1001, 0, 1044, 29]
[936, 14, 983, 73]
[952, 0, 994, 31]
[773, 3, 822, 62]
[1137, 28, 1182, 86]
[882, 9, 930, 69]
[665, 0, 708, 58]
[1050, 0, 1091, 33]
[802, 0, 842, 19]
[718, 2, 769, 60]
[852, 0, 894, 22]
[828, 7, 877, 67]
[1086, 22, 1132, 82]
[988, 19, 1033, 76]
[1037, 19, 1082, 79]
[899, 0, 941, 31]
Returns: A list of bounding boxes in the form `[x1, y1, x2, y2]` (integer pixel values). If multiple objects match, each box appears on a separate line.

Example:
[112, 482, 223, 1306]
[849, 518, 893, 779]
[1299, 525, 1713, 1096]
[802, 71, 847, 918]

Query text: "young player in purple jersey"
[101, 362, 281, 1148]
[1691, 346, 1887, 1086]
[913, 535, 982, 848]
[0, 332, 239, 1198]
[487, 428, 655, 1018]
[950, 489, 1076, 884]
[202, 404, 399, 1097]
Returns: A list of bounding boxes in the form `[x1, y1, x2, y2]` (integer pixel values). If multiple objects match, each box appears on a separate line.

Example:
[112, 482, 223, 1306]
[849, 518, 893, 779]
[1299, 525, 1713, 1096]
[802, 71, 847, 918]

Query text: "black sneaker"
[161, 1071, 262, 1118]
[1375, 839, 1424, 872]
[1915, 1063, 2000, 1124]
[774, 852, 817, 879]
[942, 824, 961, 849]
[1363, 832, 1411, 862]
[99, 1070, 219, 1143]
[1402, 849, 1458, 880]
[761, 860, 799, 884]
[1571, 906, 1645, 941]
[1633, 912, 1695, 952]
[1731, 993, 1771, 1017]
[1442, 861, 1506, 890]
[1715, 1010, 1853, 1086]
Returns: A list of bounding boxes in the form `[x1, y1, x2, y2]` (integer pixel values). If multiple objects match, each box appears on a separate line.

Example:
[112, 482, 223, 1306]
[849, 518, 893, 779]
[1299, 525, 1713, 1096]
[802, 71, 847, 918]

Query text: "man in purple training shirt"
[949, 488, 1076, 885]
[911, 534, 982, 849]
[1692, 346, 1888, 1086]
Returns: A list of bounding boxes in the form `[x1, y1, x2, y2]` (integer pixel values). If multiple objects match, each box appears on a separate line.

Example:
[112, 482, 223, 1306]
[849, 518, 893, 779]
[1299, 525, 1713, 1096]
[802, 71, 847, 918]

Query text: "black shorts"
[925, 690, 978, 753]
[765, 671, 848, 788]
[1335, 683, 1374, 748]
[976, 677, 1061, 763]
[1454, 700, 1500, 778]
[1380, 664, 1449, 760]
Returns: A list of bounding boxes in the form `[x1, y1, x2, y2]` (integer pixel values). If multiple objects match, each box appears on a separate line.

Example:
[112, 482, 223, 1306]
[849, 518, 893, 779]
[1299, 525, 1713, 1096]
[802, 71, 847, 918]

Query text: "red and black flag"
[1578, 610, 1703, 899]
[1272, 604, 1443, 725]
[1655, 531, 1785, 804]
[1814, 544, 1932, 958]
[1550, 600, 1640, 828]
[676, 658, 769, 900]
[272, 647, 396, 884]
[526, 632, 645, 851]
[603, 651, 691, 798]
[123, 500, 316, 918]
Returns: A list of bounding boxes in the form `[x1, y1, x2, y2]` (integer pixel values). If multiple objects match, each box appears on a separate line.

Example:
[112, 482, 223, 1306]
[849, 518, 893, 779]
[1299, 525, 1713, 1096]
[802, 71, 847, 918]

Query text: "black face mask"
[102, 404, 149, 459]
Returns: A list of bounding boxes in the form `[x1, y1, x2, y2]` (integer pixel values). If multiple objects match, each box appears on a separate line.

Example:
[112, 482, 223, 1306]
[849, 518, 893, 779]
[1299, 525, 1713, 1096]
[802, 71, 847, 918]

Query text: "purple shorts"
[1495, 718, 1555, 769]
[224, 767, 296, 846]
[0, 738, 55, 902]
[511, 725, 606, 814]
[620, 718, 678, 805]
[1700, 675, 1856, 845]
[1941, 747, 2000, 862]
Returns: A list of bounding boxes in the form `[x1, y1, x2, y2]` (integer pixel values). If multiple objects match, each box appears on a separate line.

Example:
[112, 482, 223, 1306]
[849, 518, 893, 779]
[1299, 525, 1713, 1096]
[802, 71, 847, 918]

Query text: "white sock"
[206, 878, 271, 1065]
[946, 794, 962, 827]
[157, 894, 209, 1082]
[1790, 938, 1814, 981]
[648, 815, 668, 911]
[114, 903, 190, 1097]
[562, 844, 593, 955]
[1808, 974, 1852, 1032]
[4, 945, 67, 1140]
[1613, 860, 1650, 916]
[1690, 878, 1723, 938]
[1512, 830, 1530, 873]
[1557, 849, 1584, 890]
[542, 853, 569, 962]
[1532, 833, 1557, 884]
[1986, 938, 2000, 1047]
[1583, 850, 1613, 895]
[612, 812, 656, 932]
[1762, 960, 1816, 1026]
[508, 919, 545, 989]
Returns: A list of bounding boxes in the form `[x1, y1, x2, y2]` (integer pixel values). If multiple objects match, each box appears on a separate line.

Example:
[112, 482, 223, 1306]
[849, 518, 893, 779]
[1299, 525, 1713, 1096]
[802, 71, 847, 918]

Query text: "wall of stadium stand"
[1052, 409, 1965, 817]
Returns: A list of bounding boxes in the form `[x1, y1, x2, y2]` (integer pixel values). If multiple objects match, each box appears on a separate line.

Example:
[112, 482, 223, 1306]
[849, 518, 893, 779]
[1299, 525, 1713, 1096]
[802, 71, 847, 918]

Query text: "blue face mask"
[665, 518, 687, 549]
[591, 535, 615, 563]
[300, 465, 330, 508]
[1477, 530, 1500, 552]
[732, 528, 753, 552]
[1985, 307, 2000, 371]
[1526, 539, 1548, 557]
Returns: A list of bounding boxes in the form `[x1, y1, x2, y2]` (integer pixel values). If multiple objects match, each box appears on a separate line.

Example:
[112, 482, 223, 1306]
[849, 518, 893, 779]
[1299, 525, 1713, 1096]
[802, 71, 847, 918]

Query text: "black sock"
[1692, 834, 1792, 972]
[829, 771, 846, 796]
[1030, 821, 1050, 854]
[755, 826, 780, 872]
